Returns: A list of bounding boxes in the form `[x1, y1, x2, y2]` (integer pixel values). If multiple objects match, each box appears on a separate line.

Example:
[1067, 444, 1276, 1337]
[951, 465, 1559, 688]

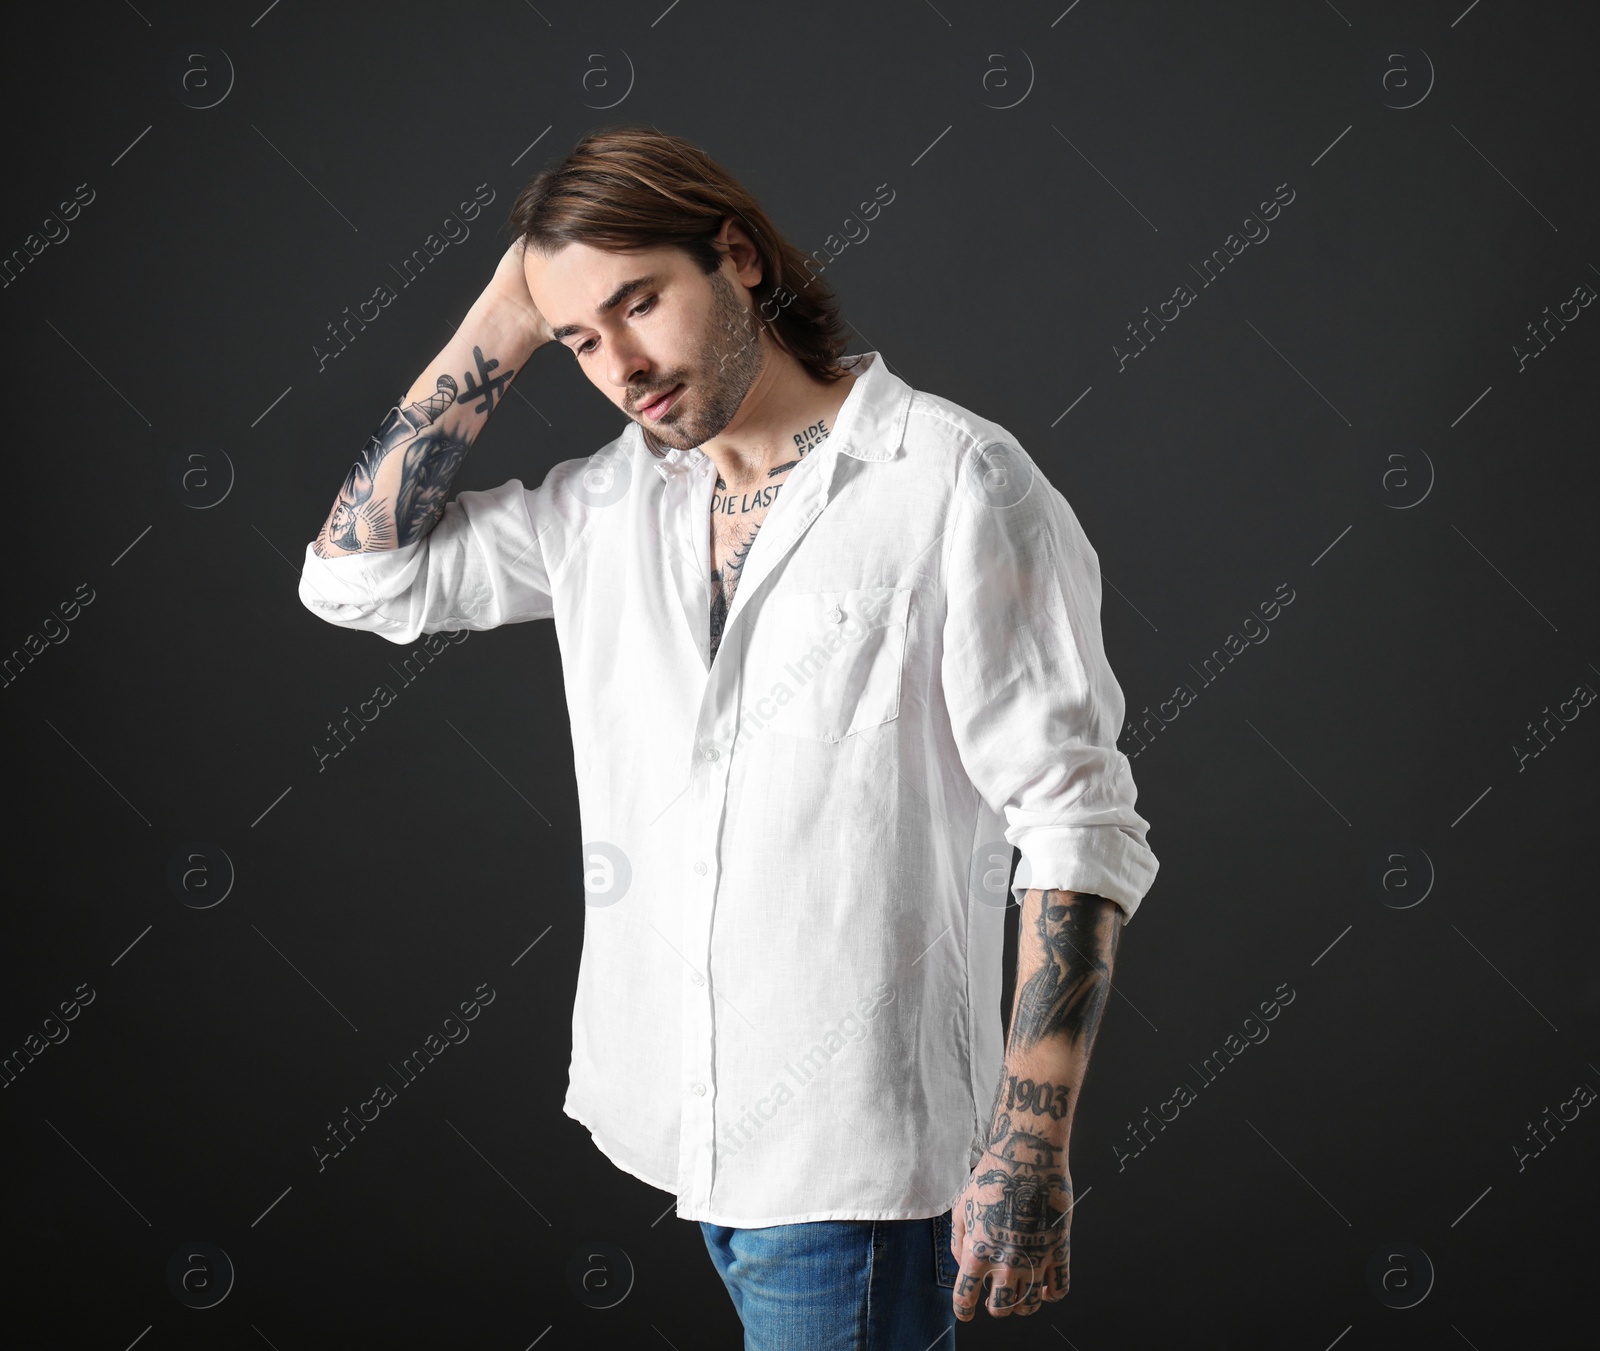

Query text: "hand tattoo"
[961, 1110, 1073, 1310]
[952, 891, 1117, 1318]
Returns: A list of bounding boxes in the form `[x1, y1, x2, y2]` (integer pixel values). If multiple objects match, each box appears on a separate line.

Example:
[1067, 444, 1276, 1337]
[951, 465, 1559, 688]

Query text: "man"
[299, 127, 1158, 1343]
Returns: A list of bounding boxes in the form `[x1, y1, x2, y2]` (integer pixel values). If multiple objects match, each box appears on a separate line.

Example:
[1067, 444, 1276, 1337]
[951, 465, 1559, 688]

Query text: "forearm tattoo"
[957, 893, 1116, 1311]
[313, 345, 516, 557]
[1010, 890, 1119, 1054]
[393, 413, 469, 545]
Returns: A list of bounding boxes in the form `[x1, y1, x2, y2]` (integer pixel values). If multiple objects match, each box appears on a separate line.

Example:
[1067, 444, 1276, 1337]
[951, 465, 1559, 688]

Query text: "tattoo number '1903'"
[1003, 1074, 1071, 1121]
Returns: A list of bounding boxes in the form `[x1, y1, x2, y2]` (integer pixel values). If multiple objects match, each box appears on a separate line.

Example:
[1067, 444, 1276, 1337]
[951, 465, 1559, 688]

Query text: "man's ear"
[717, 216, 763, 287]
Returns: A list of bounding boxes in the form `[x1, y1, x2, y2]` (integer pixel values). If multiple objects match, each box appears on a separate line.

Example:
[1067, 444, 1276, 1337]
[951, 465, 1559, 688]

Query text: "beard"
[640, 267, 765, 453]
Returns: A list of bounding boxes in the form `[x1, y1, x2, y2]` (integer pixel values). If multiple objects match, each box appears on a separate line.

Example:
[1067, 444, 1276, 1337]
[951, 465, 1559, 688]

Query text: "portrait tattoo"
[1010, 891, 1119, 1053]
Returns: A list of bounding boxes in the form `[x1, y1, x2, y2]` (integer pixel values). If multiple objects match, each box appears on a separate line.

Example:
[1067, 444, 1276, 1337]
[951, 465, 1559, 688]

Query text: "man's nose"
[605, 346, 655, 397]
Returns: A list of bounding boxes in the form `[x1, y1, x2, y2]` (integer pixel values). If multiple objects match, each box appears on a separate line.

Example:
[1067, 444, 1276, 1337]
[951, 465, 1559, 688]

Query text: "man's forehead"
[532, 241, 676, 292]
[530, 243, 688, 336]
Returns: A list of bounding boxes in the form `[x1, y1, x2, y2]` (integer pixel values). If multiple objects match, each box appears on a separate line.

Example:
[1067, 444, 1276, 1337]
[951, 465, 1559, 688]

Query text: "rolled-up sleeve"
[940, 438, 1158, 922]
[298, 477, 553, 645]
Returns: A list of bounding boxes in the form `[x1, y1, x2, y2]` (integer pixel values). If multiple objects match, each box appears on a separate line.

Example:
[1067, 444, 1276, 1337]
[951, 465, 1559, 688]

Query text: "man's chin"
[640, 422, 696, 453]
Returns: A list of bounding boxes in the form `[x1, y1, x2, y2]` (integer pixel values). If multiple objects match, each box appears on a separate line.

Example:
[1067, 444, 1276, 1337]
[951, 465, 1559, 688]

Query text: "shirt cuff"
[1010, 825, 1159, 924]
[297, 539, 424, 635]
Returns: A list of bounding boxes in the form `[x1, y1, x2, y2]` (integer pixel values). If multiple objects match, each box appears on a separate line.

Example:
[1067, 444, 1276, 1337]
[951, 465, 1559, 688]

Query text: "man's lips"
[638, 384, 683, 419]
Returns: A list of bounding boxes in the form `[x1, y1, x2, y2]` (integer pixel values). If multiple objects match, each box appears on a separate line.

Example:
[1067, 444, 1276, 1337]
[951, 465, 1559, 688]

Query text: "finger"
[1013, 1283, 1046, 1315]
[998, 1277, 1043, 1316]
[1044, 1226, 1071, 1300]
[985, 1259, 1044, 1317]
[1044, 1254, 1071, 1301]
[951, 1261, 992, 1322]
[984, 1270, 1027, 1317]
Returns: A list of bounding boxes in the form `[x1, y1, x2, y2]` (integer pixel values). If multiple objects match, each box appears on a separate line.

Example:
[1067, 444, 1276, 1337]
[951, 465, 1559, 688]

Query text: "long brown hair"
[506, 126, 853, 391]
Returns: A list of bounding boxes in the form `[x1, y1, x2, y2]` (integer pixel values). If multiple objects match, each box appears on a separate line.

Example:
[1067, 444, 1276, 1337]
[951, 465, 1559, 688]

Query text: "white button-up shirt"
[298, 350, 1158, 1226]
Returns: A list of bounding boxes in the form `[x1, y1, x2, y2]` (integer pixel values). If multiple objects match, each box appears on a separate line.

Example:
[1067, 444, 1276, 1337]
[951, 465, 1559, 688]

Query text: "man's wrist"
[984, 1065, 1079, 1146]
[473, 282, 550, 351]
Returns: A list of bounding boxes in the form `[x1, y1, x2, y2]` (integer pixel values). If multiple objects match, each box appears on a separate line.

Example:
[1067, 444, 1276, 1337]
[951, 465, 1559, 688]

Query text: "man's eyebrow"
[549, 275, 658, 342]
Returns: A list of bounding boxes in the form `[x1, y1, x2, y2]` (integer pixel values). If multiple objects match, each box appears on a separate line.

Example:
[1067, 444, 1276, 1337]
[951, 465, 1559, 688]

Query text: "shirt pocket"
[750, 585, 912, 743]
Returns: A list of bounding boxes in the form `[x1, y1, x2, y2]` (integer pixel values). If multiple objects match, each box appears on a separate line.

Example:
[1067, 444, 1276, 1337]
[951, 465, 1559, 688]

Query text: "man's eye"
[575, 298, 655, 357]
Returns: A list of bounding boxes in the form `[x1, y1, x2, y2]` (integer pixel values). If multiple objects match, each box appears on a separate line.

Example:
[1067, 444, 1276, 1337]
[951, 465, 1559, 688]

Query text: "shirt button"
[692, 972, 706, 986]
[691, 1081, 707, 1095]
[693, 861, 708, 875]
[825, 605, 844, 623]
[702, 746, 720, 762]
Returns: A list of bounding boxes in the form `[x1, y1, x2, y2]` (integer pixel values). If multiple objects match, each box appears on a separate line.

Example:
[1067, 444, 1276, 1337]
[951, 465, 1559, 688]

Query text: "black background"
[2, 2, 1595, 1347]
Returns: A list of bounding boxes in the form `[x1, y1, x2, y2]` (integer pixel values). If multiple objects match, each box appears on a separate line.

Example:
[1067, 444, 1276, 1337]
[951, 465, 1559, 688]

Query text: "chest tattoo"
[708, 417, 831, 661]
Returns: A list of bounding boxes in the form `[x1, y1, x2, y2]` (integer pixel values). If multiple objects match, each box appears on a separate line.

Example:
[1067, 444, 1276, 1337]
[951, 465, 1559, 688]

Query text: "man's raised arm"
[312, 239, 552, 559]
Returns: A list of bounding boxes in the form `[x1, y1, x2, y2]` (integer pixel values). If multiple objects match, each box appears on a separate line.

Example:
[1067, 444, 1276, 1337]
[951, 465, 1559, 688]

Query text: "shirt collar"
[647, 350, 911, 480]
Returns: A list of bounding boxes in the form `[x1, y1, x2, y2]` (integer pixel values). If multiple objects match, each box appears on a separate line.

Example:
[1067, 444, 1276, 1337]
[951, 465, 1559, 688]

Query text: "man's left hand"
[949, 1115, 1073, 1319]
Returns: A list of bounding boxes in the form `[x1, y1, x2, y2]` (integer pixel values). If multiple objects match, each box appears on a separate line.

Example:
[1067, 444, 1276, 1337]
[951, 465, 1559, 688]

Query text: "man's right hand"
[489, 237, 555, 346]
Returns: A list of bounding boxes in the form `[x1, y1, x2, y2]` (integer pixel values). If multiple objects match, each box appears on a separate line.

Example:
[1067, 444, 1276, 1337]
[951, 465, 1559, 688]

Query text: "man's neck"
[700, 350, 857, 489]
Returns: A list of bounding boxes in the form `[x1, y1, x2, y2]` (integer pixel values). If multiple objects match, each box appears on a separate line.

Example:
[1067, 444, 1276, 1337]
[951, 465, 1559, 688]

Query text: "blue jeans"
[699, 1208, 959, 1349]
